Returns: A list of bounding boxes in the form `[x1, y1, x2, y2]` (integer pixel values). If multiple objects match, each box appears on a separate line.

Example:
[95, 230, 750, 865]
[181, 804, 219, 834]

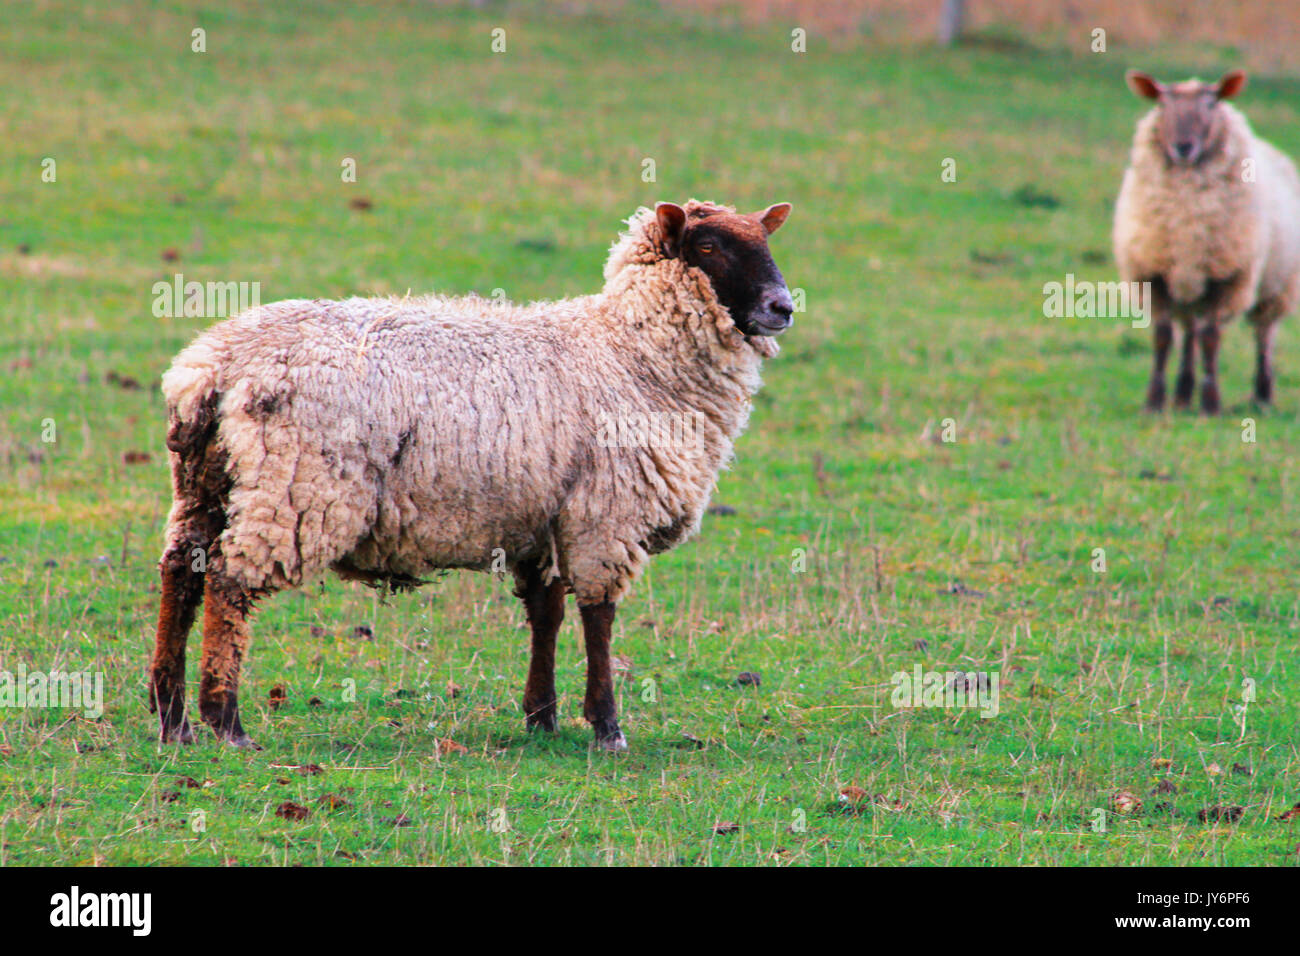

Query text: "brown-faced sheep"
[1114, 69, 1300, 413]
[150, 199, 794, 751]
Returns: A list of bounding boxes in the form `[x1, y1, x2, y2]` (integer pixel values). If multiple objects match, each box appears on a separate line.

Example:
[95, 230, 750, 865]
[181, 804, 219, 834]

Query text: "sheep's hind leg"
[515, 559, 565, 732]
[150, 540, 205, 743]
[197, 564, 264, 749]
[1173, 322, 1196, 408]
[1248, 304, 1284, 406]
[579, 601, 626, 751]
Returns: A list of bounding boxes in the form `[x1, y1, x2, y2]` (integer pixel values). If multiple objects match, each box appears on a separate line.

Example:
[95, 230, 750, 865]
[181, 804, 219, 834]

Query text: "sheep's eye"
[696, 242, 714, 254]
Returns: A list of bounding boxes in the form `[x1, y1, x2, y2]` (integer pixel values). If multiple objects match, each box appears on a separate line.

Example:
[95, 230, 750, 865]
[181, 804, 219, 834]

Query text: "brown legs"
[1149, 320, 1236, 415]
[149, 533, 261, 748]
[1141, 277, 1281, 414]
[514, 560, 626, 750]
[580, 601, 626, 751]
[515, 559, 565, 732]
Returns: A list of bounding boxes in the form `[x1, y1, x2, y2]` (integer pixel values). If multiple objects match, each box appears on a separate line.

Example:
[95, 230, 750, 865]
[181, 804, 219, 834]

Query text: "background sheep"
[150, 199, 794, 752]
[1113, 69, 1300, 413]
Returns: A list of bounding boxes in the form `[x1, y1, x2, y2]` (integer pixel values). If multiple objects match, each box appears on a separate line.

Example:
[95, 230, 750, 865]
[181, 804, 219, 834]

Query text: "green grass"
[1, 0, 1298, 866]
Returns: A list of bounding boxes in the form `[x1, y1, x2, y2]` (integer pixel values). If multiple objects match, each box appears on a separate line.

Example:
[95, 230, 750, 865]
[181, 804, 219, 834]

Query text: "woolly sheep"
[149, 199, 794, 751]
[1114, 69, 1300, 413]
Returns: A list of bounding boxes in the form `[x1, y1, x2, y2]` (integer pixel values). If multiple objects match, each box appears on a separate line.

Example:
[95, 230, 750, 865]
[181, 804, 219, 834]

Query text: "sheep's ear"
[1216, 70, 1247, 100]
[1127, 70, 1163, 100]
[758, 202, 792, 235]
[655, 202, 687, 254]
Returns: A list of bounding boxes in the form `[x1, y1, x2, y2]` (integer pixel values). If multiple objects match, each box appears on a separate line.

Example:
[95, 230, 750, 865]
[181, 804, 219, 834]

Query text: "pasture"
[1, 0, 1297, 865]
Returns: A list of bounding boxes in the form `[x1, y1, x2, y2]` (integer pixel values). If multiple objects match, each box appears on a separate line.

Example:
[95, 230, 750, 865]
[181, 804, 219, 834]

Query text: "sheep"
[149, 199, 794, 751]
[1114, 69, 1300, 413]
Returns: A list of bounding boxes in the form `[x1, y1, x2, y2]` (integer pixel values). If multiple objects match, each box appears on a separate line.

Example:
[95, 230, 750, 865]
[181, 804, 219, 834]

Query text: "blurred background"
[533, 0, 1300, 70]
[587, 0, 1298, 70]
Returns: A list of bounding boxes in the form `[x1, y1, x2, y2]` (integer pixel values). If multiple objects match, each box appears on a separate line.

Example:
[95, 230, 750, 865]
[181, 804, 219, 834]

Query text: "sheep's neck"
[596, 266, 765, 440]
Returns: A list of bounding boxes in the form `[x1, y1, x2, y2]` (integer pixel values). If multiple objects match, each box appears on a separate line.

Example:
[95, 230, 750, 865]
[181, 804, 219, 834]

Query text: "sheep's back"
[1251, 138, 1300, 305]
[172, 296, 588, 588]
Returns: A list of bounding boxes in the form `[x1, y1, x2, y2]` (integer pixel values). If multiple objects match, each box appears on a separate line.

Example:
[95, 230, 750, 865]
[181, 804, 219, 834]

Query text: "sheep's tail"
[159, 342, 229, 559]
[161, 336, 224, 425]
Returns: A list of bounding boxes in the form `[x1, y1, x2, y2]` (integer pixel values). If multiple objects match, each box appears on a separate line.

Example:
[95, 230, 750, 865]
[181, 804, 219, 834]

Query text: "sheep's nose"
[766, 289, 794, 319]
[1174, 140, 1196, 159]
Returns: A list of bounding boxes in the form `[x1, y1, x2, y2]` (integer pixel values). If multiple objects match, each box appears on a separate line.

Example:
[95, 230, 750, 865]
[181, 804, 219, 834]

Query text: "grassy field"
[1, 0, 1298, 866]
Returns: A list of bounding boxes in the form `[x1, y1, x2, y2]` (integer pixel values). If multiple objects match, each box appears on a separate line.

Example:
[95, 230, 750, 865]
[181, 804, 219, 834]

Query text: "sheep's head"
[1127, 69, 1247, 167]
[655, 200, 794, 336]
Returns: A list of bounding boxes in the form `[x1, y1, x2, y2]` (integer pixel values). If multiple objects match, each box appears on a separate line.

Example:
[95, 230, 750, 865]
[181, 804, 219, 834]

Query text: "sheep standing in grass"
[1113, 69, 1300, 412]
[150, 199, 794, 751]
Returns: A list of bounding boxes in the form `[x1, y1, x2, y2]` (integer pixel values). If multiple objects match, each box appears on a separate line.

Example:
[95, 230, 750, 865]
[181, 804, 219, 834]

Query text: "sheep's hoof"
[1200, 384, 1222, 415]
[525, 706, 558, 733]
[207, 719, 261, 749]
[159, 721, 195, 744]
[596, 730, 628, 752]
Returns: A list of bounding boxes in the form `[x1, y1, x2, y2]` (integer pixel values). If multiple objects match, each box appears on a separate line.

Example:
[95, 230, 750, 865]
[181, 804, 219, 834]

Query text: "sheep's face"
[1127, 69, 1247, 167]
[656, 201, 794, 337]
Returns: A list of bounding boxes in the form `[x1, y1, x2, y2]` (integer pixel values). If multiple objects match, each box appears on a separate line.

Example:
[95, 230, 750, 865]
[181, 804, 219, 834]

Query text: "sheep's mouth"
[746, 315, 793, 336]
[1166, 145, 1204, 166]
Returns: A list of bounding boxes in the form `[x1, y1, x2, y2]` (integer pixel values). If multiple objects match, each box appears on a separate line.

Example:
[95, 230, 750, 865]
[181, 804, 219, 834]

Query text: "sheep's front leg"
[198, 571, 261, 749]
[1198, 321, 1223, 414]
[1143, 282, 1174, 412]
[579, 601, 626, 751]
[1198, 273, 1253, 414]
[515, 560, 565, 732]
[1173, 321, 1196, 408]
[1146, 322, 1174, 410]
